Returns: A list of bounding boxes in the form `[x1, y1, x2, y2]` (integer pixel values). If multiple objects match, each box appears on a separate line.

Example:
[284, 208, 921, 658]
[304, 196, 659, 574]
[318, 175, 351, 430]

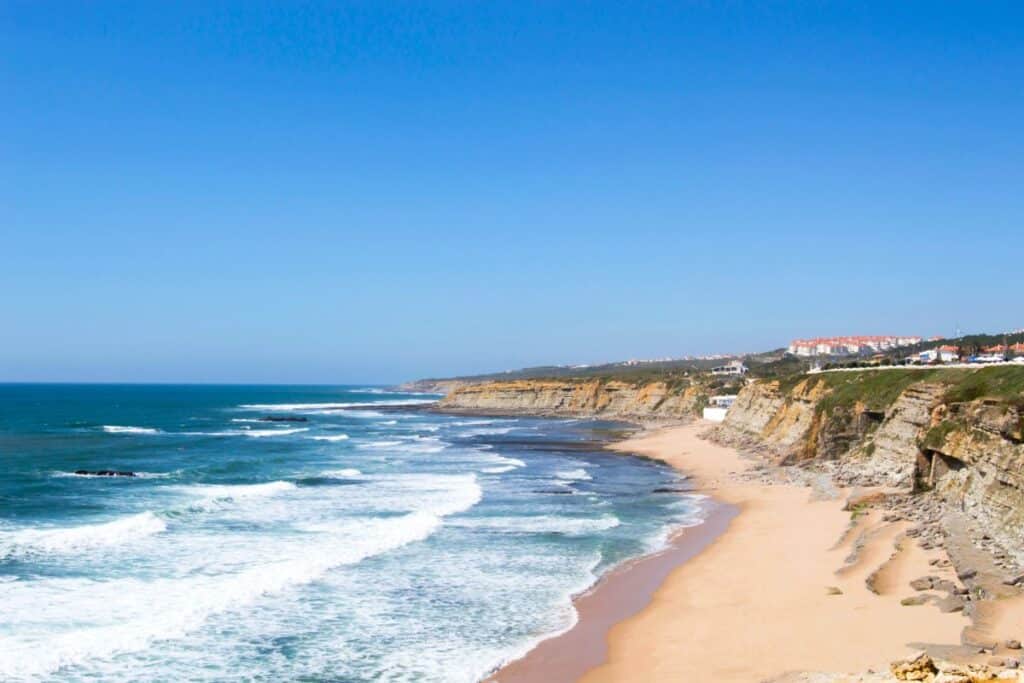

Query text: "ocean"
[0, 384, 704, 682]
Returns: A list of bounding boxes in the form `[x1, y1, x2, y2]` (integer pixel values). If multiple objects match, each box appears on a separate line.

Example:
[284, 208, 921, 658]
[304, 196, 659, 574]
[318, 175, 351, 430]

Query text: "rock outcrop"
[857, 383, 947, 488]
[922, 400, 1024, 566]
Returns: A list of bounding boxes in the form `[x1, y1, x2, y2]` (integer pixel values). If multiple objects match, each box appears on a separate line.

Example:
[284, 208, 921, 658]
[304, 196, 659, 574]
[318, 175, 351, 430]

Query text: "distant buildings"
[982, 343, 1024, 356]
[787, 335, 922, 357]
[920, 345, 960, 363]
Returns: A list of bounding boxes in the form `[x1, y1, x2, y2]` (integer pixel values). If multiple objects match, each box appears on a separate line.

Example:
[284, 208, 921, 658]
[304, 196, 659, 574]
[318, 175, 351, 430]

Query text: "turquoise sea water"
[0, 385, 704, 682]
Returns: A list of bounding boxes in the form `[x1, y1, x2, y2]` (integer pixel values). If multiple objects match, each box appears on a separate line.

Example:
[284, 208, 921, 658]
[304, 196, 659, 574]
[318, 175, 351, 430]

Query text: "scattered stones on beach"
[911, 576, 938, 591]
[935, 595, 965, 613]
[887, 652, 1021, 682]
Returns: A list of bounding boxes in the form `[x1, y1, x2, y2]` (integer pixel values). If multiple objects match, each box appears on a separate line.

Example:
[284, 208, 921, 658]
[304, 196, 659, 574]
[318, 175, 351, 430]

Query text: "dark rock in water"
[74, 469, 136, 477]
[652, 487, 689, 493]
[259, 416, 309, 423]
[533, 489, 574, 495]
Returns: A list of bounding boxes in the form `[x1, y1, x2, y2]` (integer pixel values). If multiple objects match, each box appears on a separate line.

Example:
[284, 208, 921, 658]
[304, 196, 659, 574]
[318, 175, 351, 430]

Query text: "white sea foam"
[480, 455, 526, 474]
[554, 468, 592, 481]
[500, 457, 526, 468]
[101, 425, 159, 435]
[351, 388, 441, 396]
[0, 512, 166, 559]
[451, 514, 620, 536]
[407, 424, 441, 432]
[178, 481, 297, 501]
[308, 434, 350, 442]
[462, 426, 514, 436]
[320, 468, 361, 478]
[0, 476, 481, 680]
[335, 409, 385, 418]
[238, 399, 435, 412]
[240, 428, 308, 438]
[356, 440, 403, 449]
[185, 427, 309, 438]
[481, 465, 516, 474]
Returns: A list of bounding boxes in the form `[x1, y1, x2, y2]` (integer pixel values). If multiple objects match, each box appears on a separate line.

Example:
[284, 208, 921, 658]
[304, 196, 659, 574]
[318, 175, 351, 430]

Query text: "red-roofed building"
[787, 335, 921, 357]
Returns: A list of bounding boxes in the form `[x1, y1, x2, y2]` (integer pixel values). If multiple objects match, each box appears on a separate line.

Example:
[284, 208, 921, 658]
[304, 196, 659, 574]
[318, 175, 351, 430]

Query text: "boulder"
[911, 576, 937, 591]
[890, 652, 937, 680]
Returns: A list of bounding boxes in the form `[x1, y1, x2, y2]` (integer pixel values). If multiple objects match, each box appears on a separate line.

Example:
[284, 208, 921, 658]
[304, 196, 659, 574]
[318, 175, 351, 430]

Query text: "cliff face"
[723, 378, 824, 455]
[718, 368, 1024, 563]
[922, 400, 1024, 564]
[438, 379, 707, 421]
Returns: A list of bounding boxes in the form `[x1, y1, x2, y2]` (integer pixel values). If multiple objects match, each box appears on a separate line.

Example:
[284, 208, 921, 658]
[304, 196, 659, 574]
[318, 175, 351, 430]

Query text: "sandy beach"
[493, 422, 983, 682]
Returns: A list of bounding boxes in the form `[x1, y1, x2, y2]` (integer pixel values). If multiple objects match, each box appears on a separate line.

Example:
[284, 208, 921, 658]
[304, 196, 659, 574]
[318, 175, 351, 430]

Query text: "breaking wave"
[308, 434, 350, 442]
[0, 512, 167, 559]
[101, 425, 159, 435]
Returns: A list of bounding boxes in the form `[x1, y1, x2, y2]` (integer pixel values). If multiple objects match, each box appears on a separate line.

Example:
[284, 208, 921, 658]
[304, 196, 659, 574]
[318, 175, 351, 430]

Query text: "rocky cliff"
[437, 378, 709, 421]
[715, 366, 1024, 564]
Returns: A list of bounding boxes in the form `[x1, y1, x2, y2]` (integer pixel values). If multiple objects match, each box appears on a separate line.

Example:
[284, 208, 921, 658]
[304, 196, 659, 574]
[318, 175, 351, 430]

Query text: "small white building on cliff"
[710, 360, 747, 376]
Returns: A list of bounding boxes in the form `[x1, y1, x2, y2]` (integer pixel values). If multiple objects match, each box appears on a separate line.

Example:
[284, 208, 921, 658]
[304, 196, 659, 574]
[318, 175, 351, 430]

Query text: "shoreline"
[489, 421, 986, 682]
[487, 499, 738, 683]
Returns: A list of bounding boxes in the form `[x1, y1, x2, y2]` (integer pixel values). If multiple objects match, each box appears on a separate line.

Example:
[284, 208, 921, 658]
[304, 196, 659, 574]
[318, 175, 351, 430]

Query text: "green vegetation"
[921, 420, 964, 450]
[814, 371, 932, 415]
[746, 354, 808, 380]
[804, 366, 1024, 416]
[943, 366, 1024, 406]
[775, 372, 812, 394]
[849, 503, 869, 520]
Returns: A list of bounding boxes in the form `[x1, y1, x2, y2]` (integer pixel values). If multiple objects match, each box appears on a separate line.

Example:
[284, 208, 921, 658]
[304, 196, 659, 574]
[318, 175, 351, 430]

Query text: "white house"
[919, 346, 960, 363]
[711, 360, 747, 376]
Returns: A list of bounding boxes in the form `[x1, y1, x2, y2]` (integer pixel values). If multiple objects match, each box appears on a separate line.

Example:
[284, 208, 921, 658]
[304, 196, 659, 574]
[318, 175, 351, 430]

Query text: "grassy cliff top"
[790, 366, 1024, 415]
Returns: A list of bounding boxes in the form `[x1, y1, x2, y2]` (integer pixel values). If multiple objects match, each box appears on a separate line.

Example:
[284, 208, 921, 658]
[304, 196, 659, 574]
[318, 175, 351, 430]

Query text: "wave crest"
[0, 512, 166, 559]
[102, 425, 159, 435]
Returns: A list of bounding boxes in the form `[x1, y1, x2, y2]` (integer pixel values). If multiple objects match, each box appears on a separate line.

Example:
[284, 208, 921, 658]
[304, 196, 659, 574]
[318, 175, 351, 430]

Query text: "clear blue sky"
[3, 2, 1022, 383]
